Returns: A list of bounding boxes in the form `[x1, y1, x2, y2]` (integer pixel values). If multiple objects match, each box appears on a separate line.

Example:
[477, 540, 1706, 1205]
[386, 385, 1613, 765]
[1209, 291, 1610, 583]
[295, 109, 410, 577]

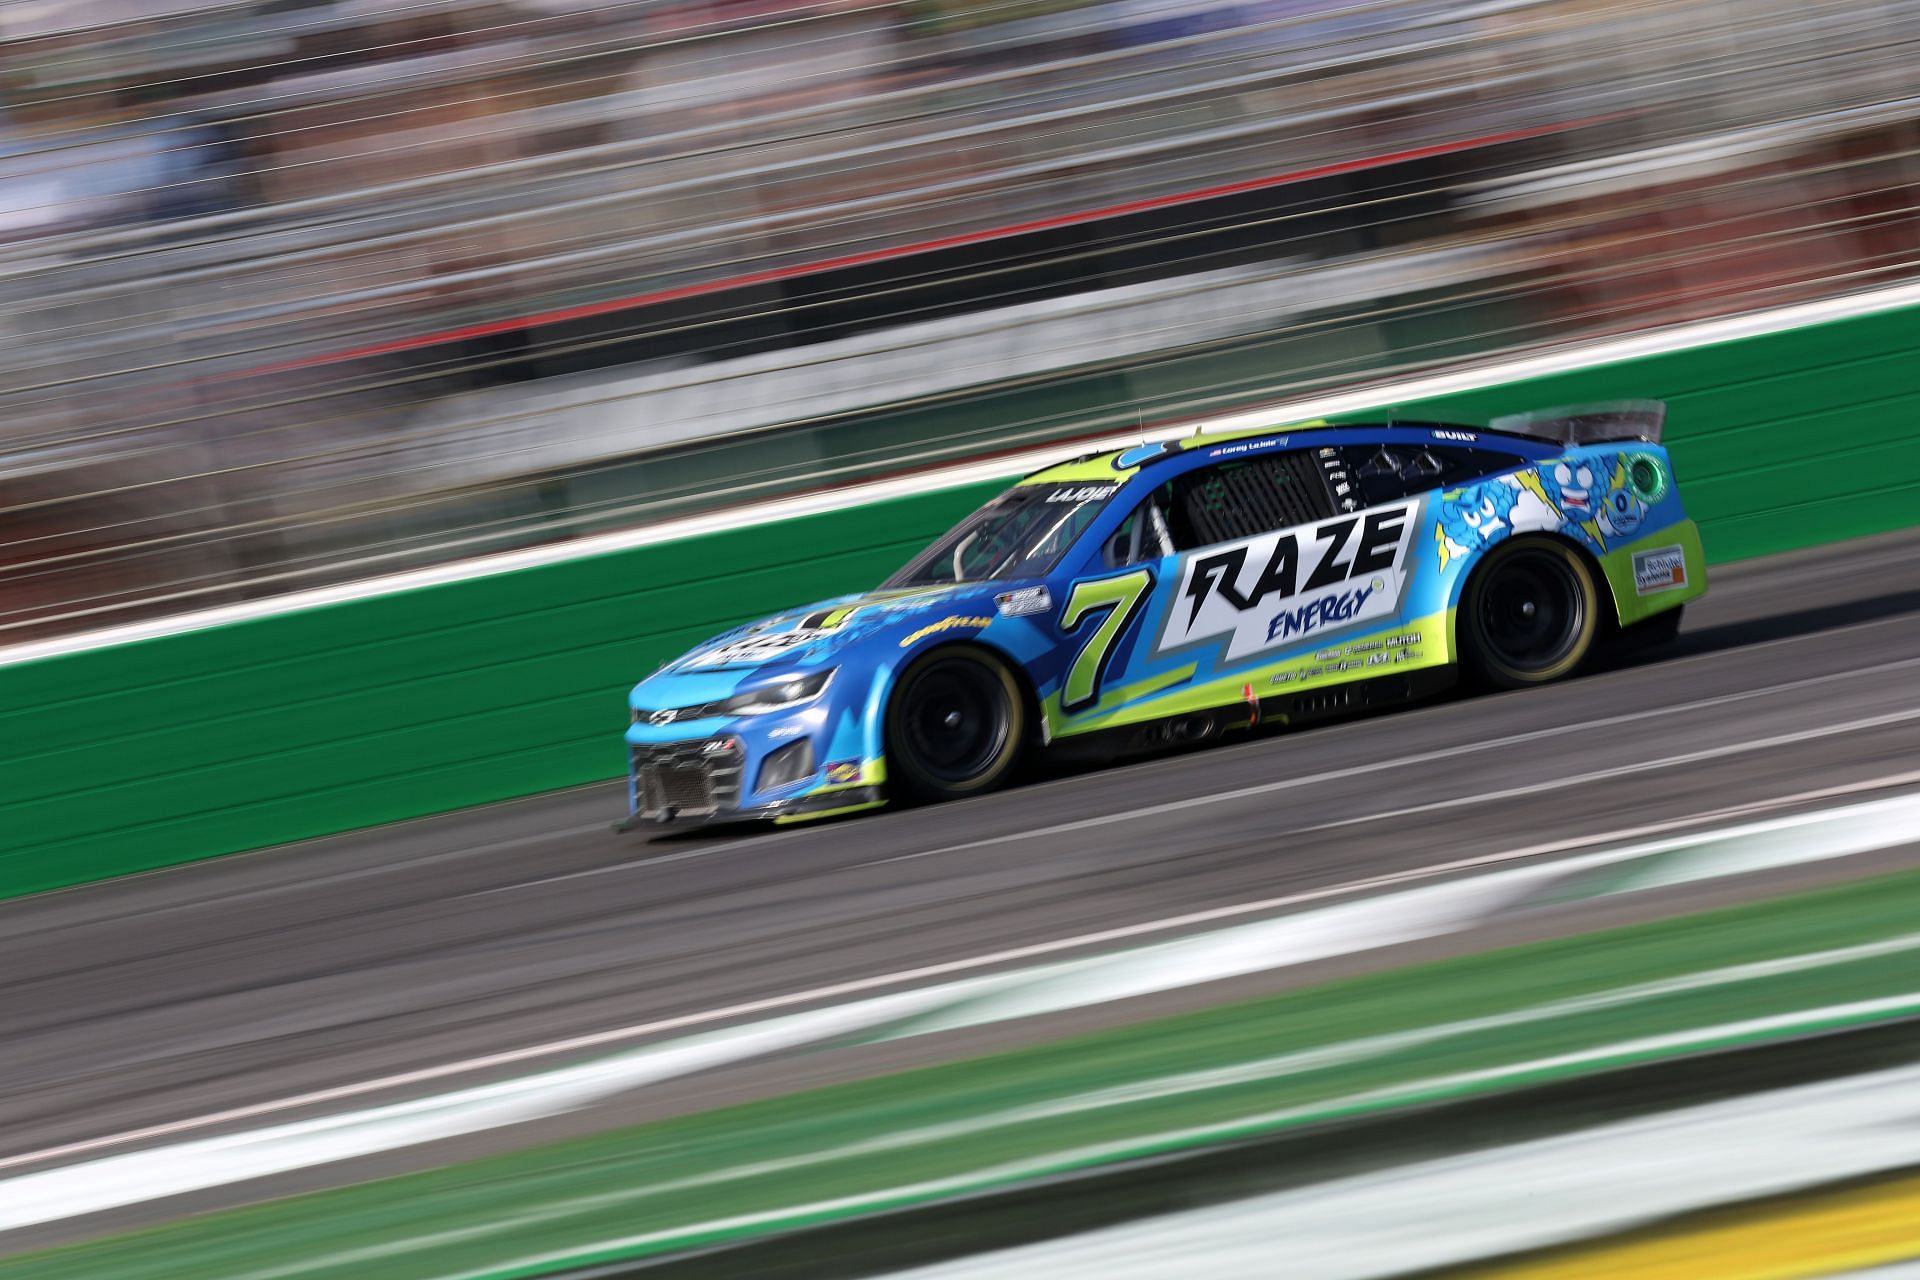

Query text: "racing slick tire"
[886, 646, 1026, 803]
[1460, 537, 1601, 690]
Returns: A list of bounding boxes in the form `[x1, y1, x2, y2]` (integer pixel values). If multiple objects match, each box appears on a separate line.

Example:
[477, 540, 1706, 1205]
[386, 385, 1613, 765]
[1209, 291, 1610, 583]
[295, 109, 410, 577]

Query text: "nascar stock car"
[621, 402, 1705, 828]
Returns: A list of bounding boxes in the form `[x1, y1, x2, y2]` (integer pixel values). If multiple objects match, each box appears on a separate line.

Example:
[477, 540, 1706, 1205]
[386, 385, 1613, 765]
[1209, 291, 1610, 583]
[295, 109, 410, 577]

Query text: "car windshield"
[884, 481, 1120, 587]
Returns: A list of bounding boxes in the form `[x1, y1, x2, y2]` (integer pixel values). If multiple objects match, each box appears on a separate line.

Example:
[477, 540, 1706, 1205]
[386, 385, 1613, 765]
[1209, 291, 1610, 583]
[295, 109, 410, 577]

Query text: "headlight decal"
[632, 669, 836, 725]
[720, 668, 835, 717]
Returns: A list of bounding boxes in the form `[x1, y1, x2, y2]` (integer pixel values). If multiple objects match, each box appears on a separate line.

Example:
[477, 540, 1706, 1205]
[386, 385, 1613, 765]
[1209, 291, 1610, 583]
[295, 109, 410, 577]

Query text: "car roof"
[1015, 416, 1525, 488]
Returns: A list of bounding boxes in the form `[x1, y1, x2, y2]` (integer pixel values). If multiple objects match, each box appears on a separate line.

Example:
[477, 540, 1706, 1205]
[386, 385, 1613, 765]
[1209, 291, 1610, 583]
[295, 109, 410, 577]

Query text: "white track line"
[247, 944, 1920, 1274]
[7, 770, 1920, 1176]
[1288, 709, 1920, 836]
[865, 675, 1920, 867]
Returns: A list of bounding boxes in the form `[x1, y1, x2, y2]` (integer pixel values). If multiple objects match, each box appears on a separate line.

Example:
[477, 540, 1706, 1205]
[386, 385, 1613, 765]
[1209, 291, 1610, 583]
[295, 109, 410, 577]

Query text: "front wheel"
[1460, 538, 1601, 690]
[885, 647, 1026, 803]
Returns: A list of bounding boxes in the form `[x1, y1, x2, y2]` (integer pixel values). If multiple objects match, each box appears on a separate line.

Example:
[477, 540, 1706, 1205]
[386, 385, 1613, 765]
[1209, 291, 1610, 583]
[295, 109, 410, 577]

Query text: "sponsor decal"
[767, 722, 808, 740]
[1633, 544, 1689, 595]
[1157, 501, 1418, 660]
[1045, 485, 1118, 503]
[1206, 435, 1287, 459]
[1270, 630, 1424, 683]
[685, 630, 814, 668]
[1267, 580, 1386, 643]
[1316, 445, 1359, 514]
[1604, 483, 1644, 539]
[994, 585, 1053, 618]
[824, 760, 862, 784]
[1432, 429, 1478, 442]
[871, 591, 953, 619]
[899, 615, 993, 648]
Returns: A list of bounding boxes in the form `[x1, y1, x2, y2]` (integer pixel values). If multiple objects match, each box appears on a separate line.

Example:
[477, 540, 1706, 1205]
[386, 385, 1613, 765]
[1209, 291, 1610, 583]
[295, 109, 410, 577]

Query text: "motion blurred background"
[0, 0, 1915, 641]
[6, 8, 1920, 1277]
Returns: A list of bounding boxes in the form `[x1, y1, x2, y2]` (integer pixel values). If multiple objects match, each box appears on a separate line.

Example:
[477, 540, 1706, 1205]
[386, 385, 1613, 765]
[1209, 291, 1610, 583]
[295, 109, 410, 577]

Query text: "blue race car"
[622, 403, 1705, 828]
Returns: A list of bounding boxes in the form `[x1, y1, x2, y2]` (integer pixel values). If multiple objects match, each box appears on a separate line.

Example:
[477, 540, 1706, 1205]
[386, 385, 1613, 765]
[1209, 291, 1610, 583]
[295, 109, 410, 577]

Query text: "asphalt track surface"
[6, 527, 1920, 1250]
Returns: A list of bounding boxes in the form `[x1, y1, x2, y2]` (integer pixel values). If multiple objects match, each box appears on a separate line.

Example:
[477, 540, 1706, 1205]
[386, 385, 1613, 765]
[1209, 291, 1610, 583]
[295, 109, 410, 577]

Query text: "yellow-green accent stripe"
[774, 799, 889, 825]
[1052, 610, 1451, 737]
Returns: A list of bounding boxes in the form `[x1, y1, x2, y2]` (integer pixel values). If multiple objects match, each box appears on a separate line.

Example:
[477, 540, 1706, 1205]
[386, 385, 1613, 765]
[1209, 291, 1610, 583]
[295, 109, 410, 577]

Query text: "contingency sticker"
[1632, 544, 1689, 595]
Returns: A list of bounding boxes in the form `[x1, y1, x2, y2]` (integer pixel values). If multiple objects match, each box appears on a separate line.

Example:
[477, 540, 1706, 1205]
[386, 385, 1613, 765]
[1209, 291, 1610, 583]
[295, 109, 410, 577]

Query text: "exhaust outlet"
[1170, 716, 1214, 743]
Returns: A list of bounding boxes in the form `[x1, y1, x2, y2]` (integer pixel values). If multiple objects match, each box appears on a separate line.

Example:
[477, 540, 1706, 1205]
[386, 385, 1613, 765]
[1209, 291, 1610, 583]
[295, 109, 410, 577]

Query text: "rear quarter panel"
[1436, 443, 1706, 639]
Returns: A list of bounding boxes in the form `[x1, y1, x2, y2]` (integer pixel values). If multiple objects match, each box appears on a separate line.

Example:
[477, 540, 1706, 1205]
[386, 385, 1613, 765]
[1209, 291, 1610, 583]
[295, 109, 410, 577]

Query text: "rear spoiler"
[1487, 400, 1665, 446]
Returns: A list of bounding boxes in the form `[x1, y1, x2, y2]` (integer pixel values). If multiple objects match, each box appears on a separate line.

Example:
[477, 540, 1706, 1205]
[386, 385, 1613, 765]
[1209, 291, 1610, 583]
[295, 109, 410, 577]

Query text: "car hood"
[660, 582, 1013, 676]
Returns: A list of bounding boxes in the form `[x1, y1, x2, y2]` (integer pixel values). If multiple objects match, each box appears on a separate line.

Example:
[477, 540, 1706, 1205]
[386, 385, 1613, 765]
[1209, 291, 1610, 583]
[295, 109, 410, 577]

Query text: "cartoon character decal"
[1539, 457, 1645, 550]
[1434, 472, 1561, 569]
[1543, 459, 1601, 523]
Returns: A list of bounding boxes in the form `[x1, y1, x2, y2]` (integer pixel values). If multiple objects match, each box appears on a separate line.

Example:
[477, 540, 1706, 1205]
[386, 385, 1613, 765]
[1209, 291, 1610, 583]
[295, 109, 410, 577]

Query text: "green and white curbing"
[2, 789, 1916, 1237]
[884, 1060, 1920, 1280]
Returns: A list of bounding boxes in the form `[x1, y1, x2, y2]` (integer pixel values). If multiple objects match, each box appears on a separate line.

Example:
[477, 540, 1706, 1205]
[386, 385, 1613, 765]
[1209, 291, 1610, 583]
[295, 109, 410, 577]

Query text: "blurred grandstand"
[0, 0, 1914, 640]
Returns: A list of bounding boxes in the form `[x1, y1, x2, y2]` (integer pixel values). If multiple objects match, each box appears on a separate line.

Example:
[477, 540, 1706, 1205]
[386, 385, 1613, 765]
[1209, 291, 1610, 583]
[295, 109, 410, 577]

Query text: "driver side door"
[1052, 444, 1418, 730]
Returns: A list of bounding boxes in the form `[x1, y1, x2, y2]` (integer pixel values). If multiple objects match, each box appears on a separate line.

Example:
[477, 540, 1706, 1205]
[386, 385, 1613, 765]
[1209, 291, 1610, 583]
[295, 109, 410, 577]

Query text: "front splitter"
[613, 785, 886, 834]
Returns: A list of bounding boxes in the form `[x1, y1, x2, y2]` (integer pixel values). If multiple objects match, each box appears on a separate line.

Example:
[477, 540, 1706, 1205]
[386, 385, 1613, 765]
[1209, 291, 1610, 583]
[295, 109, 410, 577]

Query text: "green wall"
[0, 488, 1000, 898]
[2, 302, 1916, 897]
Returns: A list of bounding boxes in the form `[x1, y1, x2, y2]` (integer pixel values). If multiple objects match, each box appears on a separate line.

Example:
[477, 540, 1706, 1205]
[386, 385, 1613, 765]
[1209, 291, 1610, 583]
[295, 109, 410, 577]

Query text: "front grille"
[632, 738, 743, 818]
[647, 763, 714, 814]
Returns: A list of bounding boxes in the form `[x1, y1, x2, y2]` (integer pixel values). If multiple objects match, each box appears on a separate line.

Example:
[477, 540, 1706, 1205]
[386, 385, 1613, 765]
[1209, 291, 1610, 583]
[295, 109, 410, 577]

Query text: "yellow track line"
[1464, 1173, 1920, 1280]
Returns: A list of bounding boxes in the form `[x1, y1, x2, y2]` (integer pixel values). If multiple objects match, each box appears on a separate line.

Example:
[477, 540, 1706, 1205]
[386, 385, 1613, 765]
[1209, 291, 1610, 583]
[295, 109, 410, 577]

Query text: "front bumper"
[628, 736, 745, 822]
[618, 736, 882, 831]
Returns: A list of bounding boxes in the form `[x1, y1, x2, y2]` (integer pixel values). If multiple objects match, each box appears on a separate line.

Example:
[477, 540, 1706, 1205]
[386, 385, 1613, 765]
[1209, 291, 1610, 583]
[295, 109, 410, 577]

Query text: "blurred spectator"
[0, 0, 1913, 642]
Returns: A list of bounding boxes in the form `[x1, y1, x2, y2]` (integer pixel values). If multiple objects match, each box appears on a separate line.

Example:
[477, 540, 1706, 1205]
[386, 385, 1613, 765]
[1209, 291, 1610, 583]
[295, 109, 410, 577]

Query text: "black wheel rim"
[900, 658, 1010, 785]
[1478, 548, 1586, 673]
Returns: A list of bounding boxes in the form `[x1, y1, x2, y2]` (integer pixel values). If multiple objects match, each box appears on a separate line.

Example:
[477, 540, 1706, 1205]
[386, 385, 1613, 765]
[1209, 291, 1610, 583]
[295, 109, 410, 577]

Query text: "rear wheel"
[886, 647, 1026, 803]
[1461, 538, 1600, 689]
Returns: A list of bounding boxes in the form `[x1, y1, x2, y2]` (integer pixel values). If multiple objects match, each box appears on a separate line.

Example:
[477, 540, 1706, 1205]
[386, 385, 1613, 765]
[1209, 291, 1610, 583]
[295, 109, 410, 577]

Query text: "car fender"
[1442, 527, 1610, 660]
[860, 633, 1041, 777]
